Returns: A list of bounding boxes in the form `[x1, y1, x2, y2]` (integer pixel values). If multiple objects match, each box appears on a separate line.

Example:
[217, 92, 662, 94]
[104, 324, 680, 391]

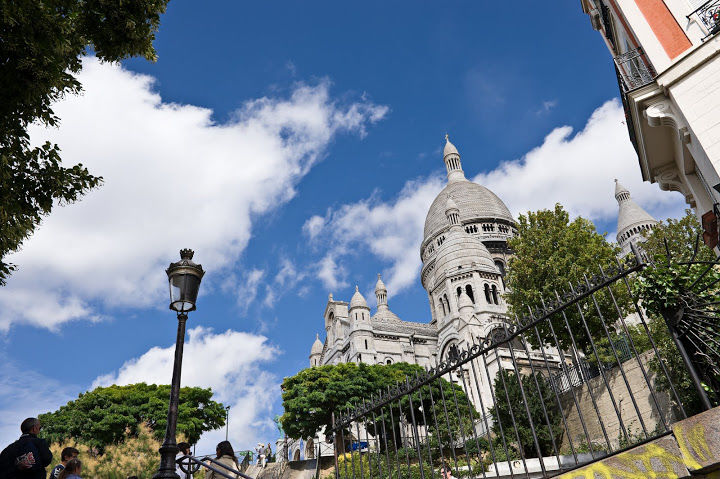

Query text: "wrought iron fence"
[331, 246, 720, 478]
[688, 0, 720, 39]
[614, 48, 656, 92]
[177, 453, 252, 479]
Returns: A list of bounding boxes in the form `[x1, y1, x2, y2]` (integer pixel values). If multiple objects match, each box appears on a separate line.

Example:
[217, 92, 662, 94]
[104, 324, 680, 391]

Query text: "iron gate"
[331, 246, 719, 479]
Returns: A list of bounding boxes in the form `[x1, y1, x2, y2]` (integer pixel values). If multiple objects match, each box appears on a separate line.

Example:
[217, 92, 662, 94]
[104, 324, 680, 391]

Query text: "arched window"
[364, 339, 368, 349]
[484, 283, 491, 303]
[328, 312, 334, 321]
[494, 260, 506, 277]
[465, 285, 475, 303]
[491, 284, 499, 304]
[443, 294, 449, 313]
[386, 358, 392, 365]
[456, 286, 462, 297]
[440, 297, 446, 315]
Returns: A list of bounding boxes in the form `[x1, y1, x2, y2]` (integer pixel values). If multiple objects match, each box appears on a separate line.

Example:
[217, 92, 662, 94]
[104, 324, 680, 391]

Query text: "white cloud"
[303, 215, 326, 240]
[536, 99, 557, 115]
[316, 253, 349, 291]
[303, 99, 687, 297]
[473, 99, 686, 224]
[0, 355, 80, 449]
[305, 177, 445, 293]
[94, 326, 279, 452]
[0, 57, 387, 331]
[236, 269, 266, 311]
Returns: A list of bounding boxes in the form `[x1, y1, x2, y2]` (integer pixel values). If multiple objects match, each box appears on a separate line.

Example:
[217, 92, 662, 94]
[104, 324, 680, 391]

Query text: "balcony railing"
[614, 47, 657, 92]
[688, 0, 720, 39]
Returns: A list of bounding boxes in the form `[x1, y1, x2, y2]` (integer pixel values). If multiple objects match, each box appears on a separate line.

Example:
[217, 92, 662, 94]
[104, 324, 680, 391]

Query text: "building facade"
[580, 0, 720, 247]
[308, 138, 565, 413]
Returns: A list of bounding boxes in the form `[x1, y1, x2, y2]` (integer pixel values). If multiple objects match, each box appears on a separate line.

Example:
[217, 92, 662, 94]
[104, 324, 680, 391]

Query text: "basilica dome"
[433, 223, 498, 278]
[424, 180, 514, 241]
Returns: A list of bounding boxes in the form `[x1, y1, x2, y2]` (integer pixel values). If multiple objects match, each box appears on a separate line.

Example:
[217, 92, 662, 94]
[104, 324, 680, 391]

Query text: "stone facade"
[559, 350, 677, 452]
[581, 0, 720, 249]
[308, 138, 565, 413]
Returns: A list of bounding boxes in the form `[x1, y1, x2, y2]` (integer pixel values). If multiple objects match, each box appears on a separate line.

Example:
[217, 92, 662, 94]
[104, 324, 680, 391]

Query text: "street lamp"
[154, 249, 205, 479]
[225, 406, 231, 441]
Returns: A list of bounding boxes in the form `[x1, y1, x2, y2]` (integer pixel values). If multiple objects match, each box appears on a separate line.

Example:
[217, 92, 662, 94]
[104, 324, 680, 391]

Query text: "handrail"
[176, 454, 254, 479]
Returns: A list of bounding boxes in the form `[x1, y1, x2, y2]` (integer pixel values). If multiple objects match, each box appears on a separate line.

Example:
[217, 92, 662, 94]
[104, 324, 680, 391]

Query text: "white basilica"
[307, 137, 566, 413]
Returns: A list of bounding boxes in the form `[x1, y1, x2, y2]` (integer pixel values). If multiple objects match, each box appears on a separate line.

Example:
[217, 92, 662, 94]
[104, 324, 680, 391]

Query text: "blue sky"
[0, 1, 687, 453]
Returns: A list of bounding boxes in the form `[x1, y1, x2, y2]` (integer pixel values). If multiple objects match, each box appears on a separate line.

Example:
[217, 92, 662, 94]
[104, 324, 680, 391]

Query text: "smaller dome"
[434, 227, 498, 279]
[458, 290, 473, 311]
[444, 136, 459, 157]
[375, 274, 387, 293]
[349, 285, 368, 309]
[311, 334, 323, 355]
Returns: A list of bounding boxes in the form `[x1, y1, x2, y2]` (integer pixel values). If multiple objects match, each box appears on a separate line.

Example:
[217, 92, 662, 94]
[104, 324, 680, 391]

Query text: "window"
[364, 339, 368, 349]
[491, 285, 499, 305]
[484, 284, 491, 303]
[386, 358, 392, 365]
[456, 286, 462, 297]
[465, 285, 475, 303]
[495, 260, 506, 277]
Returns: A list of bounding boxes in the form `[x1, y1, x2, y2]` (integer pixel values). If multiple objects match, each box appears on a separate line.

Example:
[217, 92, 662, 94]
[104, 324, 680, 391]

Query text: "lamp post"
[225, 406, 231, 441]
[154, 249, 205, 479]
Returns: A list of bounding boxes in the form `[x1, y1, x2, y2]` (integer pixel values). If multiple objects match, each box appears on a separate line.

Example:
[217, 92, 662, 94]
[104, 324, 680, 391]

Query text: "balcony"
[688, 0, 720, 39]
[614, 47, 657, 92]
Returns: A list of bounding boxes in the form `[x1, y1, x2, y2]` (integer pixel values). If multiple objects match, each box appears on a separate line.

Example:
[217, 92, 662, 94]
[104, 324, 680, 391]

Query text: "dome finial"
[442, 134, 464, 182]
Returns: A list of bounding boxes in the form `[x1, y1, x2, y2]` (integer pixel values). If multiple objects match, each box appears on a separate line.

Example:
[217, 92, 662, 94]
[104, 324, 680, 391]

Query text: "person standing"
[56, 459, 81, 479]
[0, 417, 53, 479]
[264, 443, 272, 465]
[255, 443, 264, 467]
[175, 442, 192, 479]
[206, 442, 238, 479]
[50, 447, 79, 479]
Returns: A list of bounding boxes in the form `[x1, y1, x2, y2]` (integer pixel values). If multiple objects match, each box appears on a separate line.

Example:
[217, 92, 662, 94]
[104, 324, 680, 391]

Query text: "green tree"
[39, 383, 226, 451]
[633, 210, 720, 412]
[505, 204, 633, 353]
[1, 0, 170, 285]
[488, 370, 562, 459]
[280, 362, 474, 452]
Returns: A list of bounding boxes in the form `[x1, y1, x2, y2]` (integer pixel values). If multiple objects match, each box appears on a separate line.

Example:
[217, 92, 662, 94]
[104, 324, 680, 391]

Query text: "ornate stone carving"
[654, 165, 696, 207]
[644, 99, 679, 130]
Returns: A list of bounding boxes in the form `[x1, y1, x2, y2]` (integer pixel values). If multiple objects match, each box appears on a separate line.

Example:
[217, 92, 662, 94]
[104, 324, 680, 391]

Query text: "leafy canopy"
[505, 204, 632, 352]
[39, 383, 226, 450]
[280, 362, 473, 444]
[0, 0, 169, 285]
[633, 210, 720, 411]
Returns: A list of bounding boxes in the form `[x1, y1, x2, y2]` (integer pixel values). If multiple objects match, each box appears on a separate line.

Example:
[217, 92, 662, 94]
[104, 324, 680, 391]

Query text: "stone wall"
[559, 350, 676, 451]
[556, 405, 720, 478]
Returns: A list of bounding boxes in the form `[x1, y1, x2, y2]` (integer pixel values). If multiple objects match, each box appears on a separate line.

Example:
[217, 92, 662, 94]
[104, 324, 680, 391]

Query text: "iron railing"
[177, 454, 252, 479]
[331, 244, 720, 479]
[614, 47, 657, 92]
[688, 0, 720, 39]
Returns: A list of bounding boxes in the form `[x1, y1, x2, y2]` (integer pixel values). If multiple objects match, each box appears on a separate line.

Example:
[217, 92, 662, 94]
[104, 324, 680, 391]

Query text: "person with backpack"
[0, 417, 53, 479]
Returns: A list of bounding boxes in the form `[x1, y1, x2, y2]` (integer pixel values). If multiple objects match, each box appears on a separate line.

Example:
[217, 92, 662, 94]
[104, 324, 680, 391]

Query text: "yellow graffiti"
[556, 425, 713, 479]
[675, 423, 710, 469]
